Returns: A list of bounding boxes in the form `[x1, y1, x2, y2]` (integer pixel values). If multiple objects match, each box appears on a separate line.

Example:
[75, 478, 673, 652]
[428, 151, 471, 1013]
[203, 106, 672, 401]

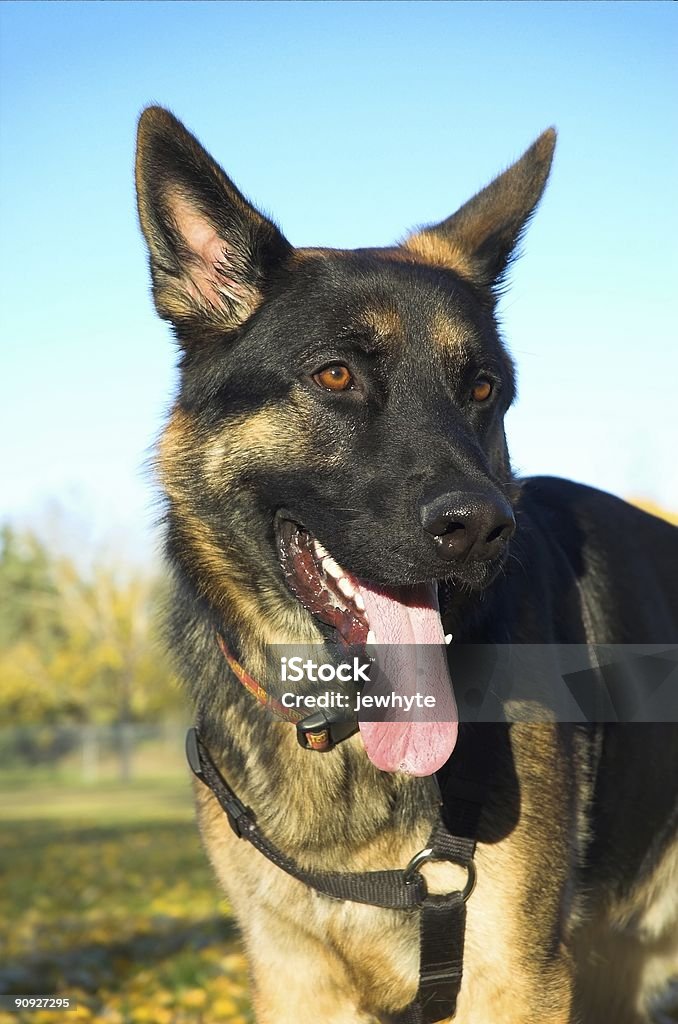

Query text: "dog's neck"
[168, 571, 449, 865]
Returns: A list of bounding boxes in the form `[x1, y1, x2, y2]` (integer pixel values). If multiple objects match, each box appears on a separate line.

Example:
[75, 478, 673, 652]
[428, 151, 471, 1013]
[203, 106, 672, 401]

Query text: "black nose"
[420, 490, 516, 562]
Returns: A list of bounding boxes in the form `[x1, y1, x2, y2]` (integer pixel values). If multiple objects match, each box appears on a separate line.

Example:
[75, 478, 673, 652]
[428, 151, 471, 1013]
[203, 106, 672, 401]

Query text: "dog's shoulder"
[520, 475, 676, 537]
[518, 475, 678, 641]
[519, 474, 678, 566]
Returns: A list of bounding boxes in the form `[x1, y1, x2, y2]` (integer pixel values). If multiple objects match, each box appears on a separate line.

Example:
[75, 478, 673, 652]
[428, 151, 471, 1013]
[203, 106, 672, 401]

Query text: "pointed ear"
[135, 107, 292, 337]
[402, 128, 556, 290]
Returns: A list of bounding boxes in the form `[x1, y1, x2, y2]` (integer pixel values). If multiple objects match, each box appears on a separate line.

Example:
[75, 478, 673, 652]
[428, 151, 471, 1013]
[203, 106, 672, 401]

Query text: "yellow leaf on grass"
[132, 1008, 172, 1024]
[129, 1008, 155, 1022]
[179, 988, 208, 1008]
[220, 953, 248, 972]
[211, 997, 239, 1017]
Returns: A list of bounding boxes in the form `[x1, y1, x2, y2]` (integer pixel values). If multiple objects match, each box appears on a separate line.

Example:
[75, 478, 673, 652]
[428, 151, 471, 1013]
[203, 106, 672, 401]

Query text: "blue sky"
[1, 1, 676, 561]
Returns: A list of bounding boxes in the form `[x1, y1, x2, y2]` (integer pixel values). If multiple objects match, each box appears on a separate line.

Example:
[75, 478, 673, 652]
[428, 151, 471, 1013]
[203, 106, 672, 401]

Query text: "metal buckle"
[403, 846, 477, 902]
[221, 794, 255, 839]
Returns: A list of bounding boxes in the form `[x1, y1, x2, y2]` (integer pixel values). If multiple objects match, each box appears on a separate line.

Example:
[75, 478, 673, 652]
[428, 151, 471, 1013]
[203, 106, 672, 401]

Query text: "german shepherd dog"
[135, 107, 678, 1023]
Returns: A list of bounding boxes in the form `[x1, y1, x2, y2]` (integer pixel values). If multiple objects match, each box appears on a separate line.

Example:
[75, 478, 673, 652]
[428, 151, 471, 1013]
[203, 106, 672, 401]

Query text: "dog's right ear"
[135, 107, 292, 340]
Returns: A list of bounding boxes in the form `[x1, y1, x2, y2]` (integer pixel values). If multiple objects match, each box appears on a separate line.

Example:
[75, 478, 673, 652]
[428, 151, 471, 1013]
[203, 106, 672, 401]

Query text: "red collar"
[216, 634, 332, 751]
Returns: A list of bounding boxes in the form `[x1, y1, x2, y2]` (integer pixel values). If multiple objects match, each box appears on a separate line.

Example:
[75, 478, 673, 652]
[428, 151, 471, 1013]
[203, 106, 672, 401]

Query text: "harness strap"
[187, 726, 489, 1023]
[393, 890, 466, 1024]
[188, 727, 430, 908]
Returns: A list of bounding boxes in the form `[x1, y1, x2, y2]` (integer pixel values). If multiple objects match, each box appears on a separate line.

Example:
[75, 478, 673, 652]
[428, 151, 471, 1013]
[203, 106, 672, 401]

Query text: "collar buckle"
[296, 710, 359, 752]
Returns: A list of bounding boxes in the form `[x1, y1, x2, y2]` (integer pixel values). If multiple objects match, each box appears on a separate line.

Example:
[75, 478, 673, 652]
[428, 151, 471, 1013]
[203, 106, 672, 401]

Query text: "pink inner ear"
[166, 189, 255, 312]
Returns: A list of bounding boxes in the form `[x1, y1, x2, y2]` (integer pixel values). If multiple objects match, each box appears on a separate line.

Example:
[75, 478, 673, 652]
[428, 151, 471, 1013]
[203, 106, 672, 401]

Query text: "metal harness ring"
[403, 846, 477, 902]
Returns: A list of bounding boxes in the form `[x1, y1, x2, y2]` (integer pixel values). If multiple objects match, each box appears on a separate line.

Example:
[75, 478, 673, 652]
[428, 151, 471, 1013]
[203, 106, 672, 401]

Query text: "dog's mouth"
[275, 516, 458, 776]
[276, 518, 370, 647]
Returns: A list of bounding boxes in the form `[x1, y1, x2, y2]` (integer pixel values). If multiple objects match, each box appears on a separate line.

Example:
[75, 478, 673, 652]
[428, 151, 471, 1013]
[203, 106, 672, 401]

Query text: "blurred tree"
[0, 525, 185, 731]
[0, 525, 65, 651]
[0, 526, 69, 722]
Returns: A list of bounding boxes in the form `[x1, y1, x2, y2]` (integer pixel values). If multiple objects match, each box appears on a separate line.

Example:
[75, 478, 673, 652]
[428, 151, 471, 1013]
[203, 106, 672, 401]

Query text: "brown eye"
[312, 364, 353, 392]
[471, 377, 493, 402]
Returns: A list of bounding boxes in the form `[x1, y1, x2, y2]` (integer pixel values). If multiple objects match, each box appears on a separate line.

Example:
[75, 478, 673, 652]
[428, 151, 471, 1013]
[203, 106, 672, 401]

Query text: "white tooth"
[338, 577, 355, 600]
[445, 633, 453, 645]
[313, 539, 329, 559]
[367, 629, 377, 646]
[323, 557, 342, 580]
[353, 591, 365, 611]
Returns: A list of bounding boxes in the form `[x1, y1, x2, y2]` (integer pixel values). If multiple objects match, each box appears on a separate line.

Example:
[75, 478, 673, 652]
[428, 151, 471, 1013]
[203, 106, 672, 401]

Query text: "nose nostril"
[423, 514, 467, 540]
[439, 522, 466, 538]
[485, 524, 507, 544]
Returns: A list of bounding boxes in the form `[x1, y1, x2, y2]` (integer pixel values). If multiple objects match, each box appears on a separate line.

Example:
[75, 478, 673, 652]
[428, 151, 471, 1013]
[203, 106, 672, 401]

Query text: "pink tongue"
[357, 581, 458, 776]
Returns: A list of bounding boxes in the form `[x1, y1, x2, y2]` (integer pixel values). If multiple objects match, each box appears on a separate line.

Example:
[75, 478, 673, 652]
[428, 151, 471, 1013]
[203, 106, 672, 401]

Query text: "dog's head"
[136, 108, 555, 773]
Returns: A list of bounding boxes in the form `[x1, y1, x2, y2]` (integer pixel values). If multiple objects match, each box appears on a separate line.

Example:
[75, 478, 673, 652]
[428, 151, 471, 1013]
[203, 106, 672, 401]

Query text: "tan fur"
[571, 837, 678, 1020]
[357, 303, 403, 341]
[156, 405, 323, 654]
[204, 400, 351, 487]
[572, 914, 678, 1023]
[401, 128, 557, 288]
[401, 232, 479, 282]
[429, 309, 470, 353]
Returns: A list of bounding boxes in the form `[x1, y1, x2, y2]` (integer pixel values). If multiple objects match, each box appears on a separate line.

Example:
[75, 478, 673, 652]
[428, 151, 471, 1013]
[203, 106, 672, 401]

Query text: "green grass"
[0, 776, 252, 1024]
[0, 778, 195, 823]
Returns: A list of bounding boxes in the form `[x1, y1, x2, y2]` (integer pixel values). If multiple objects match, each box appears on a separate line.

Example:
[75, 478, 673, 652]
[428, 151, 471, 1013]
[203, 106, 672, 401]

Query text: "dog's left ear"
[135, 106, 292, 340]
[403, 128, 556, 290]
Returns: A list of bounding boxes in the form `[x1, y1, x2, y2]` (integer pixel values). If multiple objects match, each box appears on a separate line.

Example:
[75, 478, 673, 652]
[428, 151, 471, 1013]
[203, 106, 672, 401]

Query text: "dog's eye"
[312, 364, 354, 392]
[471, 376, 493, 403]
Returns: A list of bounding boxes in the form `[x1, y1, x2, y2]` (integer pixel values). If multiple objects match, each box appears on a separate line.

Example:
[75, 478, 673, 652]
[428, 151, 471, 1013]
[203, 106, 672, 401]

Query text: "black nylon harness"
[186, 724, 490, 1023]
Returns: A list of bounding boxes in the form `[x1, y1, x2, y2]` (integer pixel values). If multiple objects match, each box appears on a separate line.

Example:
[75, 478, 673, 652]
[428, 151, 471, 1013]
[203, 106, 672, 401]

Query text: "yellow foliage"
[212, 997, 240, 1016]
[0, 527, 185, 725]
[179, 989, 208, 1008]
[0, 809, 254, 1024]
